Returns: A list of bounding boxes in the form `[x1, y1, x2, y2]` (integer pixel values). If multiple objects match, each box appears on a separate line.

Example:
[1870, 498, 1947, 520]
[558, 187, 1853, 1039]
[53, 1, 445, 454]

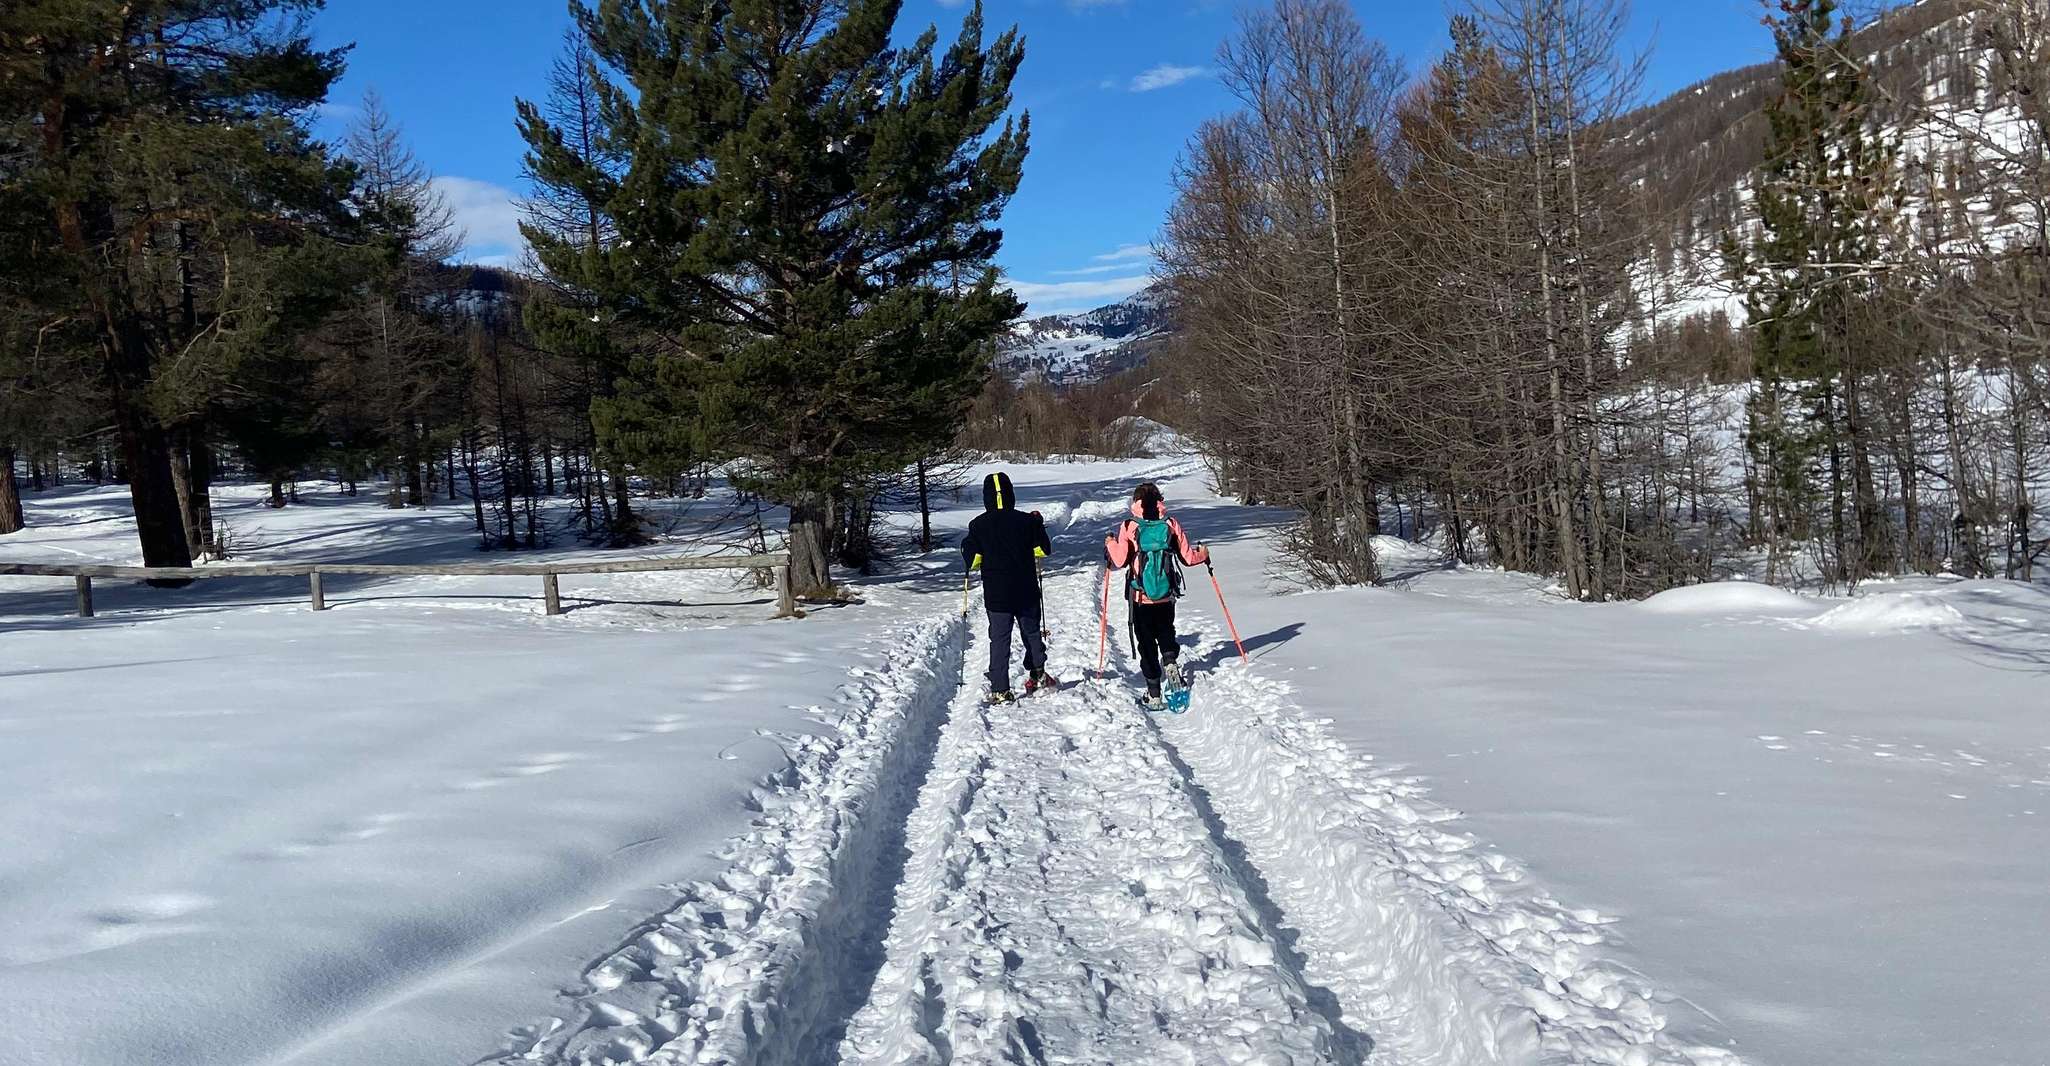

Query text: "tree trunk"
[787, 493, 833, 598]
[1843, 370, 1886, 580]
[169, 435, 200, 556]
[406, 446, 426, 507]
[917, 458, 934, 551]
[1527, 47, 1582, 599]
[189, 432, 216, 557]
[1940, 350, 1987, 577]
[464, 432, 488, 538]
[0, 446, 23, 534]
[109, 348, 194, 574]
[610, 469, 636, 541]
[499, 443, 518, 549]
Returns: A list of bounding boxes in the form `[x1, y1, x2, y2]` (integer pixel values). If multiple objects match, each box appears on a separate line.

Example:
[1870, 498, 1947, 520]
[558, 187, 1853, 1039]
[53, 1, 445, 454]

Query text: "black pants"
[1130, 600, 1178, 682]
[986, 609, 1046, 692]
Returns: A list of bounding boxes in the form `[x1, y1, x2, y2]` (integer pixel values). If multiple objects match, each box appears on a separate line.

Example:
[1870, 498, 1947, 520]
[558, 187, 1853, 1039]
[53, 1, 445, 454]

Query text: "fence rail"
[0, 553, 798, 620]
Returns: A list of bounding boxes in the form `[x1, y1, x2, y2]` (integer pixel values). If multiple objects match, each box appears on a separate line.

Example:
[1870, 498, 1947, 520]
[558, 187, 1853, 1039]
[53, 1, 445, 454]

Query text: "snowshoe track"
[838, 569, 1350, 1065]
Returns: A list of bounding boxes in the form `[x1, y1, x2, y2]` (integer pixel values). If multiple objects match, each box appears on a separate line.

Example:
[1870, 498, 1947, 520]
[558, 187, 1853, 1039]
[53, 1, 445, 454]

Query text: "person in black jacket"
[961, 471, 1056, 702]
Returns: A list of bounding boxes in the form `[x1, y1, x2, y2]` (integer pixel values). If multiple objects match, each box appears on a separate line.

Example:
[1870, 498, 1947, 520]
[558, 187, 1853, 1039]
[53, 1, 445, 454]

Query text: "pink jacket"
[1104, 501, 1209, 604]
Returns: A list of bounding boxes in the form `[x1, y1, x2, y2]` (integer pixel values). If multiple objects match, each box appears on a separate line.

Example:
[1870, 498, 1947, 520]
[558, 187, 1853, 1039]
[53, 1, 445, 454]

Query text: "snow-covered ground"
[4, 454, 2046, 1066]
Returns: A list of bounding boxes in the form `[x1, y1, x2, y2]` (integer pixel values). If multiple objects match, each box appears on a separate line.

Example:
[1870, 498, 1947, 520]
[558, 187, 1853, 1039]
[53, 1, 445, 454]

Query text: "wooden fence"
[0, 553, 797, 620]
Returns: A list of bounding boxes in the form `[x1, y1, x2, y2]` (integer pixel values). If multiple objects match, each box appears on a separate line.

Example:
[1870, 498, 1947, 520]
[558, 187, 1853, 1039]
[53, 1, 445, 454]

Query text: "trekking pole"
[1097, 565, 1111, 677]
[962, 568, 971, 618]
[1206, 561, 1248, 663]
[1036, 556, 1049, 638]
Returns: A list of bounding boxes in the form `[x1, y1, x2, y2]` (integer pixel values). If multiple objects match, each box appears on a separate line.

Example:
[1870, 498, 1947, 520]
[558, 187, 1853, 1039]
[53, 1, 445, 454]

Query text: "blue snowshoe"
[1164, 664, 1191, 714]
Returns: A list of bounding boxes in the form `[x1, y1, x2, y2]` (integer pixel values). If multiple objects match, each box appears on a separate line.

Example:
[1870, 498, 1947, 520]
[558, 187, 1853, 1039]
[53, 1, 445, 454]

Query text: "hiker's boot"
[1025, 669, 1059, 695]
[987, 689, 1016, 705]
[1144, 678, 1164, 708]
[1164, 661, 1186, 694]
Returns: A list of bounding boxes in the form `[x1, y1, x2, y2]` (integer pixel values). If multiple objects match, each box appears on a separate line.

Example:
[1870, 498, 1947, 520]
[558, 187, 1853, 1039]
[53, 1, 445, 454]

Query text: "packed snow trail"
[837, 568, 1357, 1065]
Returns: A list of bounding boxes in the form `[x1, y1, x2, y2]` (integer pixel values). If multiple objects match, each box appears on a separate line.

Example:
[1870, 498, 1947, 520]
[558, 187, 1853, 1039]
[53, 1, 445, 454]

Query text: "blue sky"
[310, 0, 1780, 316]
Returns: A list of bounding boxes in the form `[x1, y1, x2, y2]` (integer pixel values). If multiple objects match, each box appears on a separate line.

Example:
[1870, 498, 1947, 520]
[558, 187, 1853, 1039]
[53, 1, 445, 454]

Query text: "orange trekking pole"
[1097, 565, 1112, 677]
[1207, 562, 1248, 663]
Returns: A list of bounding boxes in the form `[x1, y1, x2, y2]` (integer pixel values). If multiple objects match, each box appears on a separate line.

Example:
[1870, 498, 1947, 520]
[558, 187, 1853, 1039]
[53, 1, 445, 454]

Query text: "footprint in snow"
[269, 812, 413, 857]
[458, 752, 584, 789]
[7, 893, 216, 965]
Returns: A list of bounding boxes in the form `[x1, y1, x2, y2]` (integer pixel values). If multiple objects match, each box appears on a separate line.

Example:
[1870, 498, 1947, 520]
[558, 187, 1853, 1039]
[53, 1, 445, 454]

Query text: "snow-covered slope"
[998, 283, 1172, 386]
[1625, 0, 2038, 318]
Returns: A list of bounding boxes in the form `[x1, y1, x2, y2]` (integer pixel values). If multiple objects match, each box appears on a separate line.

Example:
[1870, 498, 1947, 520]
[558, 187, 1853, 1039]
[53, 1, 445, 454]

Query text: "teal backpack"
[1130, 518, 1178, 601]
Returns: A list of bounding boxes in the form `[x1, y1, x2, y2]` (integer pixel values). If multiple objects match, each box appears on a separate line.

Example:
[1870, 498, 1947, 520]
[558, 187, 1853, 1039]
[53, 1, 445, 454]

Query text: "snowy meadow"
[4, 458, 2046, 1066]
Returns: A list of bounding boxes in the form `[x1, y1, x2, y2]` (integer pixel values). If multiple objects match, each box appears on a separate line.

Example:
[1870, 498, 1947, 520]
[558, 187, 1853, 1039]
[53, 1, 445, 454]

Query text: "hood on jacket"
[982, 471, 1016, 512]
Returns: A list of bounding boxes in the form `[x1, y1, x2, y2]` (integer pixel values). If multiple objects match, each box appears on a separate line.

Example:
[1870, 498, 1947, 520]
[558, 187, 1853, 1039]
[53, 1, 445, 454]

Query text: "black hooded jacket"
[961, 471, 1051, 614]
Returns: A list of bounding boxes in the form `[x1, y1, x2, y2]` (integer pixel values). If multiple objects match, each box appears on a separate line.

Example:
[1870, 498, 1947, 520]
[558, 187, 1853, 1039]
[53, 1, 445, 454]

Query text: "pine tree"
[516, 25, 643, 545]
[337, 91, 465, 510]
[0, 1, 354, 572]
[521, 0, 1029, 596]
[1740, 0, 1903, 583]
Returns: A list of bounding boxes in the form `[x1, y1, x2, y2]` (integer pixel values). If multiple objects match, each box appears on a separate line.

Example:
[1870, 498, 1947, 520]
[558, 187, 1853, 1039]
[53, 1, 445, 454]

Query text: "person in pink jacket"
[1103, 482, 1210, 704]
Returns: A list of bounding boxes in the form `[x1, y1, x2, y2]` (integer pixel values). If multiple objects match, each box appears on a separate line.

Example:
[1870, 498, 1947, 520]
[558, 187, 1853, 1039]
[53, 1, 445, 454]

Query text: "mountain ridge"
[998, 282, 1172, 387]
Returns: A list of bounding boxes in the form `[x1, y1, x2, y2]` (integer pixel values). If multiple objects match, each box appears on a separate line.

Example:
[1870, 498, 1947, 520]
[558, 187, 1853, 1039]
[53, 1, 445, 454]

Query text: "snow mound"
[1371, 534, 1444, 570]
[1108, 415, 1184, 456]
[1639, 582, 1820, 617]
[1811, 591, 1966, 633]
[1035, 493, 1136, 533]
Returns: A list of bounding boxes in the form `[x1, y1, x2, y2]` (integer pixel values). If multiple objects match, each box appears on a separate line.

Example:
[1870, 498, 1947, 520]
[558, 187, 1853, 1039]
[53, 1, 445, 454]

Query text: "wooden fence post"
[75, 575, 93, 618]
[774, 563, 795, 618]
[309, 570, 325, 612]
[543, 572, 561, 616]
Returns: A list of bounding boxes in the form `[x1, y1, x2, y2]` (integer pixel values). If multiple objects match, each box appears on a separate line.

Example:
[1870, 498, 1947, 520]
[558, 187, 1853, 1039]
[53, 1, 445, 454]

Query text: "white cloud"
[1050, 263, 1134, 277]
[1129, 64, 1209, 92]
[1004, 275, 1152, 313]
[1092, 242, 1154, 263]
[430, 175, 525, 264]
[313, 99, 360, 127]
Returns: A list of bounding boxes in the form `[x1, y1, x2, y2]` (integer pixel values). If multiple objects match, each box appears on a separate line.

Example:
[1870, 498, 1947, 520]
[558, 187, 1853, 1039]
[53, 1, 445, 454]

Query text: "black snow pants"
[987, 609, 1046, 693]
[1129, 600, 1178, 683]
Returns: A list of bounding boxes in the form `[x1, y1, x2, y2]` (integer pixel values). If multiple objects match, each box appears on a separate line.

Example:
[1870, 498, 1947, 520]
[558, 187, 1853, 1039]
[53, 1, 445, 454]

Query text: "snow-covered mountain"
[1000, 283, 1173, 387]
[1621, 0, 2031, 312]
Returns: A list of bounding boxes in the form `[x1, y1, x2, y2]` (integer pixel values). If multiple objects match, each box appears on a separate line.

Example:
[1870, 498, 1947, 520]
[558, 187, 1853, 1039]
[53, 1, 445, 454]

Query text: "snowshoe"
[1164, 667, 1191, 714]
[987, 689, 1016, 705]
[1024, 669, 1060, 696]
